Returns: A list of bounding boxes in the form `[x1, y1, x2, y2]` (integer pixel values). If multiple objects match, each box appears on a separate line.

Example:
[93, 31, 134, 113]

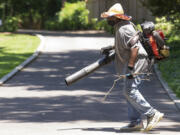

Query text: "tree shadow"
[1, 50, 128, 123]
[5, 50, 118, 91]
[16, 30, 114, 38]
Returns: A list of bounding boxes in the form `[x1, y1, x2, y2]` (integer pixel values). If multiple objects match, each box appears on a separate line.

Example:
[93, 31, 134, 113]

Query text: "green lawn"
[158, 31, 180, 98]
[0, 33, 40, 78]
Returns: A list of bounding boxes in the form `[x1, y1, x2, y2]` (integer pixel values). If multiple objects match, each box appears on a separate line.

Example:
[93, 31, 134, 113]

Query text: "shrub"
[19, 10, 42, 29]
[57, 1, 89, 30]
[44, 1, 114, 33]
[0, 16, 20, 32]
[157, 16, 180, 98]
[155, 17, 174, 35]
[44, 19, 59, 30]
[0, 0, 62, 29]
[140, 0, 180, 23]
[91, 18, 114, 34]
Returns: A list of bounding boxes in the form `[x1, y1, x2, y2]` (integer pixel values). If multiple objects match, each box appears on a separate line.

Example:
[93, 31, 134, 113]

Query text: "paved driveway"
[0, 31, 179, 135]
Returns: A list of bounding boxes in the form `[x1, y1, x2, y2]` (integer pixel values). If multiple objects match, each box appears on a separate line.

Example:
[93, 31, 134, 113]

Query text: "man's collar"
[116, 20, 130, 27]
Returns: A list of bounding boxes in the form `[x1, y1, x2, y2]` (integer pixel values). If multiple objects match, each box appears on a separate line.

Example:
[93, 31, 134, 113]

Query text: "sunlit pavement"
[0, 31, 179, 135]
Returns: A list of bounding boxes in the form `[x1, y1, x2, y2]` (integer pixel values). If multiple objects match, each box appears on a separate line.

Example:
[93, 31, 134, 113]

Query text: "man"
[101, 3, 164, 132]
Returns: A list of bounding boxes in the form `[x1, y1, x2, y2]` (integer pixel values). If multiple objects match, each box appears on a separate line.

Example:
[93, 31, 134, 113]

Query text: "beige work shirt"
[114, 21, 148, 75]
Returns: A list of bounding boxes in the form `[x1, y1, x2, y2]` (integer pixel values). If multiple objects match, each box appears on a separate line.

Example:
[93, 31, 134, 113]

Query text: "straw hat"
[101, 3, 131, 20]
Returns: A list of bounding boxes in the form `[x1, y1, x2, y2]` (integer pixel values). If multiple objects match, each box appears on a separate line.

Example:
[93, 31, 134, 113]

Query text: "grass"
[158, 30, 180, 98]
[0, 33, 40, 78]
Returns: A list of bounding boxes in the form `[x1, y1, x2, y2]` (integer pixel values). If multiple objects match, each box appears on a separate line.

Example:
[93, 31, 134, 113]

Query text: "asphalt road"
[0, 31, 179, 135]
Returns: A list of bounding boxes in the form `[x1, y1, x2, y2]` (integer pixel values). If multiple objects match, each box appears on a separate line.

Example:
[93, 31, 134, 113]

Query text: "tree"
[140, 0, 180, 21]
[0, 0, 84, 30]
[62, 0, 67, 8]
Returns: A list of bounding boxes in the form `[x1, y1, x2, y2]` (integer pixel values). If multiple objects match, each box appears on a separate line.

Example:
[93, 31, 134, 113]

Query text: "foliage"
[57, 1, 89, 30]
[140, 0, 180, 27]
[157, 17, 180, 98]
[44, 19, 59, 30]
[19, 10, 42, 29]
[0, 0, 115, 32]
[155, 17, 174, 35]
[0, 16, 20, 32]
[0, 33, 40, 77]
[0, 0, 62, 30]
[90, 18, 114, 34]
[140, 0, 180, 17]
[158, 31, 180, 98]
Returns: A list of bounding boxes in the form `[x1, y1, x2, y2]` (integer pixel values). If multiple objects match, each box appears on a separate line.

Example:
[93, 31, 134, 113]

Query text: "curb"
[154, 64, 180, 111]
[0, 34, 45, 85]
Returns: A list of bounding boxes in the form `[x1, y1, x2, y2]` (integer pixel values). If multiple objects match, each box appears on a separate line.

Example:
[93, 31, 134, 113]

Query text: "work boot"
[120, 121, 144, 132]
[145, 111, 164, 131]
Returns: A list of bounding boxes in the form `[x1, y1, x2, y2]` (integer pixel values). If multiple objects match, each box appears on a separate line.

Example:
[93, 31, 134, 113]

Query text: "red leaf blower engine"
[140, 21, 170, 60]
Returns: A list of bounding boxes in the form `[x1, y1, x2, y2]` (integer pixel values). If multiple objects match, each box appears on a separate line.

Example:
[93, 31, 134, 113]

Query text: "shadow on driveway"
[0, 32, 180, 133]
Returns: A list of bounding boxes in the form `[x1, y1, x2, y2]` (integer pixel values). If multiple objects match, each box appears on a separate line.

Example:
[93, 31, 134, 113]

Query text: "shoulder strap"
[130, 21, 139, 31]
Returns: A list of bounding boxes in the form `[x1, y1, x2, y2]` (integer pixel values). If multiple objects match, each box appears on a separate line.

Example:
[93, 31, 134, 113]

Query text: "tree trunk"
[62, 0, 67, 8]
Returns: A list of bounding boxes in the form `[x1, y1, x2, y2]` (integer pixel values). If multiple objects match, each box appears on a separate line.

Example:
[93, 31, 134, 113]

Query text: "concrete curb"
[154, 64, 180, 111]
[0, 34, 45, 85]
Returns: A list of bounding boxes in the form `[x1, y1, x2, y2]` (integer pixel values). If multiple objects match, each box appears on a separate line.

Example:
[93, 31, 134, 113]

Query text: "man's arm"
[128, 47, 139, 69]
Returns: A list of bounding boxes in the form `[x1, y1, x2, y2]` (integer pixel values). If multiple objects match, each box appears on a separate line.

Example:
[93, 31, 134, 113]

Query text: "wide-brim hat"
[101, 3, 131, 21]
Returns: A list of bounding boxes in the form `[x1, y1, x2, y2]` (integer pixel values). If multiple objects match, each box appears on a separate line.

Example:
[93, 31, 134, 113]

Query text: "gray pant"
[123, 75, 156, 124]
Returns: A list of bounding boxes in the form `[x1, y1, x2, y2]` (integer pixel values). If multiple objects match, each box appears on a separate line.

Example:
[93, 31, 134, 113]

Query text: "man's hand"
[101, 45, 114, 55]
[127, 47, 138, 79]
[127, 66, 134, 79]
